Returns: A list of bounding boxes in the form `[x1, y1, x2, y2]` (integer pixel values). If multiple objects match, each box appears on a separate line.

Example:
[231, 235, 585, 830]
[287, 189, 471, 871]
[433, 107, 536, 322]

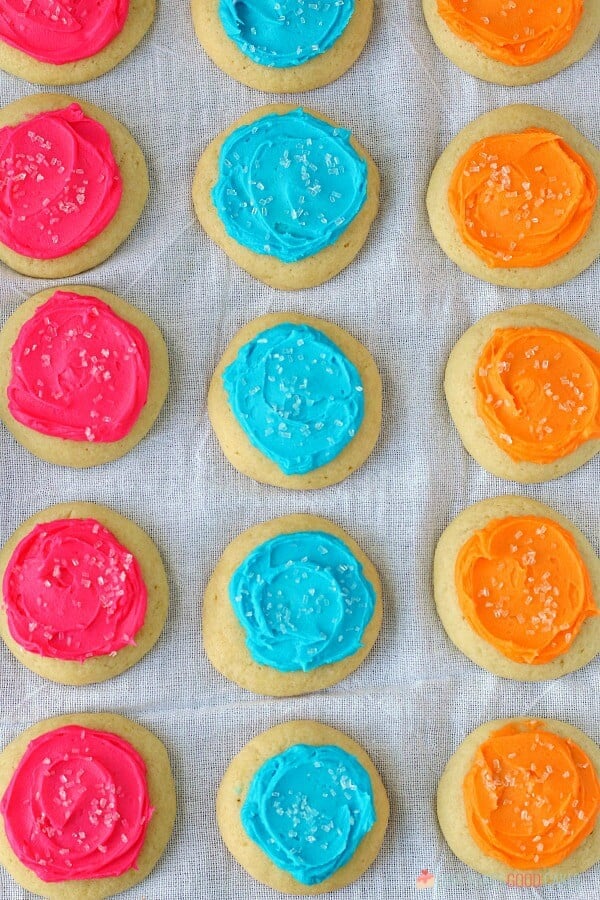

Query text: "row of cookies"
[422, 0, 600, 891]
[1, 2, 598, 90]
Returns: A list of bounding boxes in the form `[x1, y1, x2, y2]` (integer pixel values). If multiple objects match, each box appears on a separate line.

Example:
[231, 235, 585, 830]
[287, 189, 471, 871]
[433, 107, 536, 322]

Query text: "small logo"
[416, 868, 435, 890]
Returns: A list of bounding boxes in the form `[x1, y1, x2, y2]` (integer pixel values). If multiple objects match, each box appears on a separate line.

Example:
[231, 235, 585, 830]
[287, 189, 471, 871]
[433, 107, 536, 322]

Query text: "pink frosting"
[0, 725, 153, 882]
[8, 290, 151, 443]
[0, 1, 129, 64]
[2, 517, 148, 661]
[0, 103, 122, 259]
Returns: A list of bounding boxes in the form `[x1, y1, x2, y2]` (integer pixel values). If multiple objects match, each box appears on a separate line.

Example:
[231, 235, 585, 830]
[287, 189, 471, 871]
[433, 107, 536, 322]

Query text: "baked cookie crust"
[207, 312, 382, 489]
[217, 720, 389, 894]
[422, 0, 600, 85]
[0, 0, 155, 85]
[193, 103, 380, 290]
[444, 304, 600, 482]
[0, 286, 169, 468]
[0, 94, 149, 279]
[427, 104, 600, 289]
[0, 712, 176, 899]
[203, 514, 383, 696]
[438, 717, 600, 883]
[434, 496, 600, 680]
[0, 502, 169, 685]
[191, 0, 374, 92]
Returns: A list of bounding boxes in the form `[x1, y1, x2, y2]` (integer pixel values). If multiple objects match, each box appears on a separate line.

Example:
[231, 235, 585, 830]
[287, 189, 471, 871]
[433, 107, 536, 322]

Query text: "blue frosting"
[211, 108, 368, 263]
[222, 322, 364, 475]
[241, 743, 376, 884]
[229, 530, 376, 671]
[218, 0, 355, 68]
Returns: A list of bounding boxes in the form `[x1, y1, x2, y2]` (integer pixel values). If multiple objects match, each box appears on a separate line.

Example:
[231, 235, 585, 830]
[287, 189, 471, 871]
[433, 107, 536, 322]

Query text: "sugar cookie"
[0, 502, 169, 685]
[438, 717, 600, 883]
[0, 0, 155, 85]
[207, 312, 382, 489]
[203, 514, 382, 696]
[0, 94, 148, 278]
[193, 104, 379, 290]
[434, 496, 600, 680]
[427, 105, 600, 288]
[0, 712, 175, 899]
[444, 304, 600, 482]
[423, 0, 600, 85]
[0, 286, 168, 468]
[191, 0, 374, 92]
[217, 720, 389, 893]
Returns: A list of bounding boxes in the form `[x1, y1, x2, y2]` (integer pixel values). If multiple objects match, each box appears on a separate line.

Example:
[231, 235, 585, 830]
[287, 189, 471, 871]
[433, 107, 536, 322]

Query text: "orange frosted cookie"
[427, 105, 600, 288]
[445, 305, 600, 481]
[438, 718, 600, 882]
[448, 130, 596, 269]
[434, 496, 600, 680]
[422, 0, 600, 84]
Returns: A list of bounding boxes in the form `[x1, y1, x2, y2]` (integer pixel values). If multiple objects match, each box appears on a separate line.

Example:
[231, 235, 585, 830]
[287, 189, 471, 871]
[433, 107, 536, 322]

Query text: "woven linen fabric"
[0, 2, 598, 898]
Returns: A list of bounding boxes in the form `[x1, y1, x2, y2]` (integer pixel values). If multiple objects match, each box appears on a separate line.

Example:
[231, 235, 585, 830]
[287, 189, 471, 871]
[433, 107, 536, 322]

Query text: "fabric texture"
[0, 2, 598, 897]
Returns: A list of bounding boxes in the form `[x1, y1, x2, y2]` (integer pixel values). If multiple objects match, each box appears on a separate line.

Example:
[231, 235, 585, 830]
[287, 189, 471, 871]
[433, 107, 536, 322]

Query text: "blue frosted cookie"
[202, 513, 382, 695]
[191, 0, 374, 92]
[207, 313, 382, 489]
[217, 720, 389, 892]
[193, 104, 380, 290]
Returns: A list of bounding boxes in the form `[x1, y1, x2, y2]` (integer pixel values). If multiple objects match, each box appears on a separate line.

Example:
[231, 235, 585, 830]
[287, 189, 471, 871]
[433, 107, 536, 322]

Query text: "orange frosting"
[448, 129, 597, 268]
[436, 0, 583, 67]
[455, 515, 598, 664]
[475, 326, 600, 463]
[464, 721, 600, 869]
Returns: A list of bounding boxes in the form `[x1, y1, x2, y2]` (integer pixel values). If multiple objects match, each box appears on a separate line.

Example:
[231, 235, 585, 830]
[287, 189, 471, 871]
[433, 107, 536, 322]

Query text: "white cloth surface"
[0, 2, 599, 898]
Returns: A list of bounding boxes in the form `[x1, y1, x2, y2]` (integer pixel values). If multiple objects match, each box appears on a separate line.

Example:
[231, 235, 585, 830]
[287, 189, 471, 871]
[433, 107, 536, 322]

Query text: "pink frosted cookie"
[0, 1, 156, 85]
[0, 94, 148, 277]
[0, 502, 169, 685]
[0, 713, 175, 899]
[0, 286, 168, 466]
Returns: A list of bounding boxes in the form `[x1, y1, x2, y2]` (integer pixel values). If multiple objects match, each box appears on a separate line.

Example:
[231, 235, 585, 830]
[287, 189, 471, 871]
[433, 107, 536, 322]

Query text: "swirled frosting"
[436, 0, 583, 67]
[455, 515, 598, 664]
[0, 725, 153, 881]
[8, 290, 151, 444]
[448, 128, 597, 269]
[229, 530, 376, 671]
[241, 743, 376, 884]
[211, 108, 368, 263]
[2, 517, 147, 661]
[222, 323, 364, 475]
[219, 0, 355, 68]
[475, 326, 600, 463]
[0, 1, 129, 65]
[464, 721, 600, 869]
[0, 103, 122, 259]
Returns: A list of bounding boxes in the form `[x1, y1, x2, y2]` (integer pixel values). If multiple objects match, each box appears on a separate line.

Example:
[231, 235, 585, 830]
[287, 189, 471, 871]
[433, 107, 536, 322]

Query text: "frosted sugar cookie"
[427, 105, 600, 288]
[0, 286, 169, 467]
[0, 502, 169, 685]
[203, 514, 382, 696]
[434, 496, 600, 680]
[423, 0, 600, 85]
[207, 312, 382, 489]
[438, 717, 600, 883]
[193, 104, 379, 290]
[444, 304, 600, 481]
[0, 1, 155, 85]
[0, 94, 149, 278]
[191, 0, 374, 92]
[0, 713, 176, 899]
[217, 720, 389, 893]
